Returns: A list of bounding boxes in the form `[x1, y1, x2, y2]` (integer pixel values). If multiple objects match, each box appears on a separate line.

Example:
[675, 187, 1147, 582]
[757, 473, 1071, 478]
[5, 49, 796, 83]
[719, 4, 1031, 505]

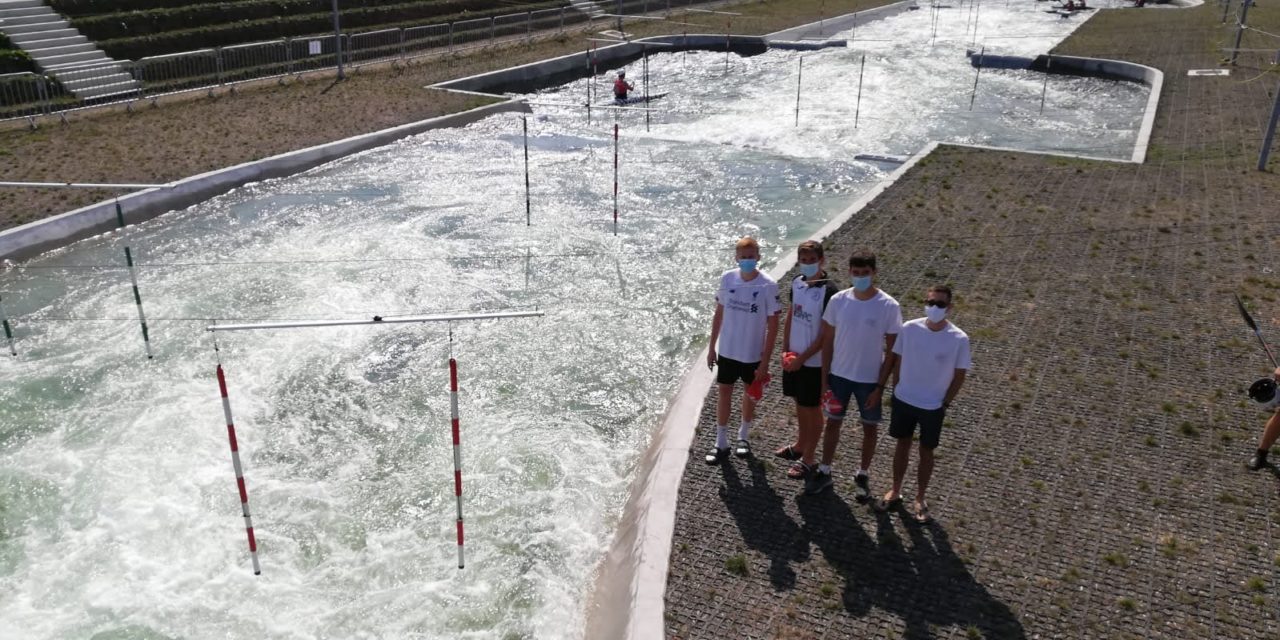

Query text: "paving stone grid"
[664, 4, 1280, 639]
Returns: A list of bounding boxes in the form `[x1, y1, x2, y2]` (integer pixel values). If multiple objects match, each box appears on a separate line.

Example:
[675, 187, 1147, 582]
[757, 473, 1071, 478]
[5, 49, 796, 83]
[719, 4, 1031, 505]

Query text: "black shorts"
[782, 366, 822, 407]
[889, 396, 946, 449]
[716, 356, 758, 385]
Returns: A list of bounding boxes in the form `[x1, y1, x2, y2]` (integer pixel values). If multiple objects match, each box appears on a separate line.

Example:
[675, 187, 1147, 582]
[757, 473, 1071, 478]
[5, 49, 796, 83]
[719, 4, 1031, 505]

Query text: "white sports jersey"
[715, 269, 782, 363]
[788, 274, 838, 367]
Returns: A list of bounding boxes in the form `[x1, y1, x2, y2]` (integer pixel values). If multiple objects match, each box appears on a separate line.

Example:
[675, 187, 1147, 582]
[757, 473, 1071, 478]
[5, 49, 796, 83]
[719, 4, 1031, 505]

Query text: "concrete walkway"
[663, 4, 1280, 638]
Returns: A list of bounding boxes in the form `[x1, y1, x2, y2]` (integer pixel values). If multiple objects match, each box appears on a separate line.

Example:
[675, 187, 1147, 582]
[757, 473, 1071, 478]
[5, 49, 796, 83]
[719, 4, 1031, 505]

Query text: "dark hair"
[848, 249, 877, 270]
[928, 284, 953, 302]
[798, 240, 823, 259]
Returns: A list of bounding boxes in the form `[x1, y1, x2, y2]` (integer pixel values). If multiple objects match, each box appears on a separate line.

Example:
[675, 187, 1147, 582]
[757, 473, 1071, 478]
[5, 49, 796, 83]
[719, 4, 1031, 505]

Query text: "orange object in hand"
[782, 351, 798, 369]
[746, 373, 771, 401]
[821, 389, 843, 416]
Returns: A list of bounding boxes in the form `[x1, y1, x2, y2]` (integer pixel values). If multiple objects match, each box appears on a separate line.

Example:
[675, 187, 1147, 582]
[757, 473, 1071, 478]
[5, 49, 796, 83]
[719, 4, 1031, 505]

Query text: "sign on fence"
[309, 40, 322, 56]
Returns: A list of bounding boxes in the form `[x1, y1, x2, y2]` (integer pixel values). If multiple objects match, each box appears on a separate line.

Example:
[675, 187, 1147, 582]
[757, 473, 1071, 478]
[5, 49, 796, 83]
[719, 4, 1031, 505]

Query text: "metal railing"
[0, 0, 752, 122]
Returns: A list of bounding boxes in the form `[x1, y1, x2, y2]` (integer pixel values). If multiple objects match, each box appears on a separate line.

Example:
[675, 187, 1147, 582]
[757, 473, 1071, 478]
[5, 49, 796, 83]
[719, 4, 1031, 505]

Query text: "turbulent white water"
[0, 3, 1146, 638]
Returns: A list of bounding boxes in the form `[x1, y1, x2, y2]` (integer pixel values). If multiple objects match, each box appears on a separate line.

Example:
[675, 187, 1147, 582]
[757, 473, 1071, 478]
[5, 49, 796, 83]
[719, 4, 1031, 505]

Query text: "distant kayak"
[608, 92, 669, 106]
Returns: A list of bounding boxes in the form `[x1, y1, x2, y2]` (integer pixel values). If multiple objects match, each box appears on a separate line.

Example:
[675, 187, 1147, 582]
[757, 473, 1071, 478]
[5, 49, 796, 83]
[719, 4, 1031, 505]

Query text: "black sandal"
[786, 460, 812, 479]
[874, 495, 904, 513]
[774, 445, 803, 461]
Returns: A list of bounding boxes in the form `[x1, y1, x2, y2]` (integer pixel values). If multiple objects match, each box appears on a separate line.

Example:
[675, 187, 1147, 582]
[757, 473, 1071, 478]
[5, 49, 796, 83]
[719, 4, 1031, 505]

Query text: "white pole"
[0, 293, 15, 356]
[0, 181, 170, 189]
[855, 54, 866, 129]
[205, 310, 543, 332]
[125, 247, 154, 359]
[216, 361, 261, 575]
[449, 356, 465, 569]
[969, 46, 985, 111]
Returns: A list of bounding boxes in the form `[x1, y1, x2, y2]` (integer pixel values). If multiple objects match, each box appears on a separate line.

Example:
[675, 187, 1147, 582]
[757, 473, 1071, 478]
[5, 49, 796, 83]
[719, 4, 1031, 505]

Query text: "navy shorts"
[783, 366, 822, 407]
[824, 374, 883, 425]
[717, 356, 758, 385]
[889, 396, 946, 449]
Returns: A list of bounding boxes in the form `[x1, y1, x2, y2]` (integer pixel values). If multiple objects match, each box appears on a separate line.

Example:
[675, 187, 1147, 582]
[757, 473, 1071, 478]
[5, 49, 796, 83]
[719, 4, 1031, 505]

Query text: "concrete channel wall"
[0, 99, 530, 261]
[966, 50, 1163, 163]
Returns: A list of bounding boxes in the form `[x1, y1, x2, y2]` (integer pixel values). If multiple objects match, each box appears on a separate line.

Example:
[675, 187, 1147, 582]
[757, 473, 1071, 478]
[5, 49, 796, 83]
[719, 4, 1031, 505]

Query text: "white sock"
[819, 463, 832, 474]
[715, 425, 729, 449]
[738, 421, 752, 441]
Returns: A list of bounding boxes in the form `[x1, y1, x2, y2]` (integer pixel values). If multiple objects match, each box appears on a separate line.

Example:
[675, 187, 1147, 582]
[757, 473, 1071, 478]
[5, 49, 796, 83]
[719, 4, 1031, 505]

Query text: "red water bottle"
[746, 373, 771, 401]
[821, 389, 843, 416]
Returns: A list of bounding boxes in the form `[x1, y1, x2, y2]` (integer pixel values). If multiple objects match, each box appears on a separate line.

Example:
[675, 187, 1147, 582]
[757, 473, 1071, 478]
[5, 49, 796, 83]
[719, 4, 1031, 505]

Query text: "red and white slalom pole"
[216, 363, 261, 575]
[449, 357, 466, 569]
[613, 123, 619, 236]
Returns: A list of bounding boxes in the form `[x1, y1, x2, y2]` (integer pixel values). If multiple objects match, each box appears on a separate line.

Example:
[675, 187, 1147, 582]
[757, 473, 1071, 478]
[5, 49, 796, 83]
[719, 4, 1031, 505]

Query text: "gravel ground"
[663, 3, 1280, 639]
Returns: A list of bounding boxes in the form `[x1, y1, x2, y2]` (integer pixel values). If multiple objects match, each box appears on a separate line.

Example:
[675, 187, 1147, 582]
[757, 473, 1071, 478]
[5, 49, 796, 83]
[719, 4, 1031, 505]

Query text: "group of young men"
[707, 237, 971, 523]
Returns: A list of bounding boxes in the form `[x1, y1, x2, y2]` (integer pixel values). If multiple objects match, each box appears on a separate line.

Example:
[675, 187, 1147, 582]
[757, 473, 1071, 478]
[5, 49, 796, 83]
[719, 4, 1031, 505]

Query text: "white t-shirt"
[715, 269, 782, 364]
[892, 318, 972, 410]
[822, 289, 903, 383]
[788, 275, 838, 367]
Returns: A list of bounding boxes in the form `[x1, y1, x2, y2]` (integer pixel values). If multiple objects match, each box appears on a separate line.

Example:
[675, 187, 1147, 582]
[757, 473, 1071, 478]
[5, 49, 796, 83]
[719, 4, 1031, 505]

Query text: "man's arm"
[865, 334, 898, 409]
[820, 321, 834, 396]
[757, 313, 780, 377]
[707, 304, 724, 368]
[782, 303, 793, 355]
[890, 351, 902, 387]
[942, 369, 967, 408]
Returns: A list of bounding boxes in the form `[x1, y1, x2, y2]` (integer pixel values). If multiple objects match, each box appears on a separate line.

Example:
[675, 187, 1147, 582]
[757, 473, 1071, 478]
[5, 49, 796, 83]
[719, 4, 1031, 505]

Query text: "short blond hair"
[735, 236, 759, 252]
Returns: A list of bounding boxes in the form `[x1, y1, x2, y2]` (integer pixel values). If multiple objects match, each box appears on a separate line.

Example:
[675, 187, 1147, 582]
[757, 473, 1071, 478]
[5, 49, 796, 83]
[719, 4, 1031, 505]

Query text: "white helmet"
[1249, 377, 1280, 410]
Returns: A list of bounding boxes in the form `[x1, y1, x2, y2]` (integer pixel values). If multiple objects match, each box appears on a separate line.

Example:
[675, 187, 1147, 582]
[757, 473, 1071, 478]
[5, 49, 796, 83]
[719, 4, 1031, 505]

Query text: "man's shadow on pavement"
[795, 494, 1026, 640]
[720, 458, 810, 590]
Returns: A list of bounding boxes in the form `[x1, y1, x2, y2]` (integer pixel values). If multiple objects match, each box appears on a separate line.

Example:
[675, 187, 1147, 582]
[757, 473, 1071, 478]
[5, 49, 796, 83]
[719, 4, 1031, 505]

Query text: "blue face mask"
[799, 263, 820, 279]
[738, 258, 758, 273]
[852, 275, 873, 292]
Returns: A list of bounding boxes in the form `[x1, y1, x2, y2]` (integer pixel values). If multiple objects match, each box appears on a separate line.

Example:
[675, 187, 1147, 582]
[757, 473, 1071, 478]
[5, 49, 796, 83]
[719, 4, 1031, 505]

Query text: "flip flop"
[786, 460, 812, 479]
[734, 439, 752, 458]
[874, 495, 903, 513]
[913, 500, 932, 523]
[774, 445, 803, 461]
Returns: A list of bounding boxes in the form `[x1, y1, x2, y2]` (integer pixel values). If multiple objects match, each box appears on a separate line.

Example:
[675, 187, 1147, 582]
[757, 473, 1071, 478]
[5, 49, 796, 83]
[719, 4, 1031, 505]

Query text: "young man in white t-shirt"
[878, 284, 971, 523]
[775, 240, 839, 479]
[705, 236, 782, 464]
[806, 249, 902, 497]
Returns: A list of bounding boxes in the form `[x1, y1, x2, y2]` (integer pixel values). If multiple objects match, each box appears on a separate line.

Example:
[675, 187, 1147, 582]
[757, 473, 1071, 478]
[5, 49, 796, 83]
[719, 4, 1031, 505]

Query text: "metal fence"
[0, 72, 51, 120]
[0, 0, 751, 122]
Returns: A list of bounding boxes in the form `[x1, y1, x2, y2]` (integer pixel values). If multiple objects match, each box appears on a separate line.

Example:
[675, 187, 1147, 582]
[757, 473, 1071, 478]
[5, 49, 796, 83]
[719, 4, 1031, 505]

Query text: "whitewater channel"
[1, 2, 1147, 638]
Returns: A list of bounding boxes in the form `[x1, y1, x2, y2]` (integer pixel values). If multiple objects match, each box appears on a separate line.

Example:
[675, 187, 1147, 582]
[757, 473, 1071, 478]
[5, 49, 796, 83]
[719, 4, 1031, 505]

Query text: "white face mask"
[925, 305, 948, 323]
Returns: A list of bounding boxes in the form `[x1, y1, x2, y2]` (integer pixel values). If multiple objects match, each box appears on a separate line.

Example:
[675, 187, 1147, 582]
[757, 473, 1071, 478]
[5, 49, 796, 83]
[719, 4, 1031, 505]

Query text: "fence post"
[527, 11, 532, 41]
[36, 75, 50, 117]
[490, 16, 496, 44]
[286, 38, 294, 76]
[1258, 77, 1280, 171]
[399, 28, 406, 61]
[560, 7, 565, 32]
[216, 48, 225, 87]
[1231, 0, 1253, 65]
[448, 22, 455, 51]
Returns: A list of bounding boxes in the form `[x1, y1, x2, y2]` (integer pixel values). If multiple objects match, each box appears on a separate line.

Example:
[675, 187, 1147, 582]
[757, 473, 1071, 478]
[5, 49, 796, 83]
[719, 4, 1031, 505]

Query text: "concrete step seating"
[0, 0, 139, 101]
[10, 29, 84, 44]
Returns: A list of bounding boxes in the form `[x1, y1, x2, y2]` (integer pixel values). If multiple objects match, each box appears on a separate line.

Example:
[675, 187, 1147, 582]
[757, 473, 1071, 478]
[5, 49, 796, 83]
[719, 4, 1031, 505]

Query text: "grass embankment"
[0, 0, 889, 232]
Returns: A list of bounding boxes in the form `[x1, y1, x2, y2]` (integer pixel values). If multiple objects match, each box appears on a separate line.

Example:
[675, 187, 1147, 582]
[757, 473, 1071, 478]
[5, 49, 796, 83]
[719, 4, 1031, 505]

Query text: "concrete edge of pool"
[583, 6, 1168, 640]
[0, 99, 532, 262]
